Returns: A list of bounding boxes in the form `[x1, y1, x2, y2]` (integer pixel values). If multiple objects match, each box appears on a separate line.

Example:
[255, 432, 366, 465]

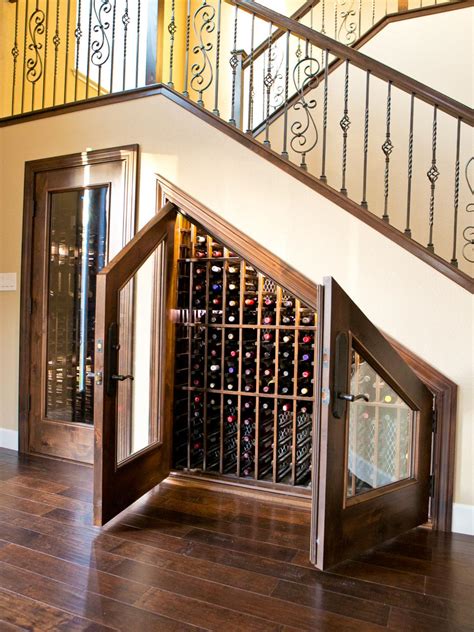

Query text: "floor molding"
[0, 428, 18, 451]
[452, 503, 474, 535]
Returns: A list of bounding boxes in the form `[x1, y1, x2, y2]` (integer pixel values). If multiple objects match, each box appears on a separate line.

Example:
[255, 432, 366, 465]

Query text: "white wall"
[0, 94, 472, 519]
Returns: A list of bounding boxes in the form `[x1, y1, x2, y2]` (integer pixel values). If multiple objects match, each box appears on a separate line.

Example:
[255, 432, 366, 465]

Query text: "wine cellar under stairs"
[172, 214, 318, 497]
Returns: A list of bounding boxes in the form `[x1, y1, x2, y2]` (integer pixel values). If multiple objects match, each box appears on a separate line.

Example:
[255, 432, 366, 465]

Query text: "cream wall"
[0, 94, 472, 514]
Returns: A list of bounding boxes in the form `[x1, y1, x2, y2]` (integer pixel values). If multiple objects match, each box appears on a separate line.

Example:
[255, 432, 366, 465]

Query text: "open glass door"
[312, 277, 433, 569]
[93, 202, 178, 525]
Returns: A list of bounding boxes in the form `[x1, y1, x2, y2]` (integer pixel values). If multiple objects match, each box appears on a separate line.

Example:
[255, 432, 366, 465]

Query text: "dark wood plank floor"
[0, 448, 472, 631]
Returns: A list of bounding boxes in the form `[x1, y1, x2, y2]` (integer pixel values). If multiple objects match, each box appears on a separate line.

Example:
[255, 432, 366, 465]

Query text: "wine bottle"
[228, 282, 238, 291]
[244, 297, 256, 306]
[228, 265, 239, 274]
[281, 333, 294, 344]
[211, 265, 222, 273]
[262, 332, 273, 342]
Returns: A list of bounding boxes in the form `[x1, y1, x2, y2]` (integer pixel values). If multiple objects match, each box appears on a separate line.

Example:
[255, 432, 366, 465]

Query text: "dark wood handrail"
[242, 0, 320, 70]
[227, 0, 474, 125]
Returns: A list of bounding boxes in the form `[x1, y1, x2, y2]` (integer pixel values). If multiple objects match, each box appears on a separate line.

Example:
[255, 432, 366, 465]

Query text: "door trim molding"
[156, 174, 457, 533]
[387, 335, 457, 532]
[19, 144, 139, 457]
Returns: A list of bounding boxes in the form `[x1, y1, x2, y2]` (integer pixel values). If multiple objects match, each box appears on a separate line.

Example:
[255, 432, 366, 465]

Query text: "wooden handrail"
[242, 0, 320, 70]
[227, 0, 474, 125]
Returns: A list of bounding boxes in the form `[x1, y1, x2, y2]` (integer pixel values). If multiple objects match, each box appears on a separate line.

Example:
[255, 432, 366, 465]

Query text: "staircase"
[0, 0, 472, 289]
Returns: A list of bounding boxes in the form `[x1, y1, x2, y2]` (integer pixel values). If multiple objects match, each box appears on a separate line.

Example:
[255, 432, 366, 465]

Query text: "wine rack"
[172, 215, 318, 494]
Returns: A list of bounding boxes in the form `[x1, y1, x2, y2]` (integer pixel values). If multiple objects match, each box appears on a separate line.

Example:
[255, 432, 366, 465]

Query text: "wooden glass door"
[312, 277, 433, 569]
[93, 203, 177, 525]
[27, 153, 136, 463]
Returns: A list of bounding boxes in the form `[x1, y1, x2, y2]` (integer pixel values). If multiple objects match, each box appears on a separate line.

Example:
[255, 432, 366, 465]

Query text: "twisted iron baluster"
[52, 0, 60, 106]
[167, 0, 175, 87]
[11, 0, 20, 115]
[372, 0, 375, 25]
[246, 13, 255, 134]
[361, 70, 370, 209]
[451, 119, 461, 266]
[21, 0, 29, 113]
[229, 5, 238, 126]
[213, 0, 222, 115]
[135, 0, 141, 87]
[404, 94, 415, 237]
[340, 60, 351, 195]
[320, 49, 329, 183]
[41, 0, 49, 109]
[122, 0, 130, 90]
[427, 105, 440, 253]
[281, 31, 290, 159]
[64, 0, 71, 102]
[263, 22, 274, 147]
[183, 0, 191, 96]
[109, 0, 117, 93]
[86, 0, 93, 98]
[382, 81, 394, 222]
[462, 157, 474, 264]
[191, 1, 216, 108]
[74, 0, 82, 101]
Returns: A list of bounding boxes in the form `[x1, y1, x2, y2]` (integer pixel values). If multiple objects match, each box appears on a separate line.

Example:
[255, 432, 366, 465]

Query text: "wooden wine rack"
[172, 215, 318, 495]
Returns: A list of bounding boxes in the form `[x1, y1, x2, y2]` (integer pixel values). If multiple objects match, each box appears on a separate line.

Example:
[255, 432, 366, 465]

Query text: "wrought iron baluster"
[25, 0, 46, 112]
[246, 13, 255, 134]
[183, 0, 191, 96]
[427, 105, 440, 253]
[263, 22, 274, 147]
[91, 0, 112, 97]
[64, 0, 72, 103]
[74, 0, 82, 101]
[191, 0, 216, 108]
[122, 0, 130, 90]
[11, 0, 20, 115]
[52, 0, 60, 106]
[451, 119, 461, 266]
[229, 5, 238, 126]
[462, 157, 474, 264]
[340, 60, 351, 195]
[405, 94, 415, 236]
[41, 0, 49, 109]
[290, 39, 319, 171]
[167, 0, 176, 88]
[213, 0, 222, 115]
[281, 31, 290, 159]
[109, 0, 117, 93]
[372, 0, 375, 25]
[135, 0, 141, 88]
[21, 0, 29, 113]
[382, 81, 394, 222]
[85, 0, 93, 98]
[320, 48, 329, 182]
[336, 0, 357, 44]
[358, 0, 362, 38]
[361, 70, 370, 209]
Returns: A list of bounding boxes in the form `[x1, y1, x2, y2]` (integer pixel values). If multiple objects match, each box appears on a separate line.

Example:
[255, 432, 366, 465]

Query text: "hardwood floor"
[0, 448, 472, 631]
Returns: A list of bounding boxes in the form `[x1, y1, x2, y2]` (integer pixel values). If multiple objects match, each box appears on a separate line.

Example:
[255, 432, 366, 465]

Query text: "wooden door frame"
[155, 174, 457, 533]
[19, 144, 139, 458]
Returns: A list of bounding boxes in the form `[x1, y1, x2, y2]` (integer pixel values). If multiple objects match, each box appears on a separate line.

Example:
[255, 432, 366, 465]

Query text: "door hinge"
[432, 407, 437, 434]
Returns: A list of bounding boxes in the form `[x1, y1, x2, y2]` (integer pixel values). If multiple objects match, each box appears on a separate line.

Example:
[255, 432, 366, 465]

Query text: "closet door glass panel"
[46, 187, 108, 425]
[346, 348, 415, 499]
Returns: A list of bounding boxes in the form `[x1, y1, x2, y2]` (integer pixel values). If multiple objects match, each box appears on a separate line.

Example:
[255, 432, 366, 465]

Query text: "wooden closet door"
[93, 203, 177, 525]
[311, 277, 433, 569]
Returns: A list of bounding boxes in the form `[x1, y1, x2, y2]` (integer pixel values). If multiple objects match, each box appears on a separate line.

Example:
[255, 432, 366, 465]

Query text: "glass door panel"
[46, 187, 108, 425]
[346, 347, 415, 499]
[116, 242, 166, 464]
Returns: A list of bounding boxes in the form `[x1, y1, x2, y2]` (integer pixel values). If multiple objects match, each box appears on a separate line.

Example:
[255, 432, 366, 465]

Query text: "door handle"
[111, 374, 134, 382]
[338, 393, 369, 403]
